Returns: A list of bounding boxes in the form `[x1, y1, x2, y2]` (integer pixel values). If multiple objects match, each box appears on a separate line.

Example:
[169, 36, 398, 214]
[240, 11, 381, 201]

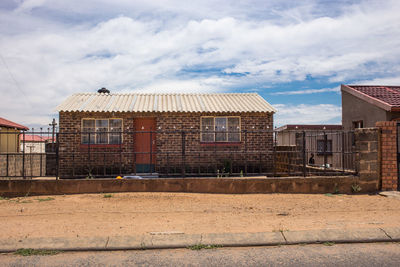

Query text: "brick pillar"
[376, 121, 398, 191]
[354, 128, 379, 191]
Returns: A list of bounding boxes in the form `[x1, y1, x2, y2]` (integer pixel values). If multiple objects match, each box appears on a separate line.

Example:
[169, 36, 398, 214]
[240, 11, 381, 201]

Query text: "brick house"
[56, 90, 276, 178]
[341, 84, 400, 130]
[341, 84, 400, 190]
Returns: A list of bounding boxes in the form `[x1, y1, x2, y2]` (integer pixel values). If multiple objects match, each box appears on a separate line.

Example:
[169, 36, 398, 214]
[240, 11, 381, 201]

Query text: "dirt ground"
[1, 192, 400, 239]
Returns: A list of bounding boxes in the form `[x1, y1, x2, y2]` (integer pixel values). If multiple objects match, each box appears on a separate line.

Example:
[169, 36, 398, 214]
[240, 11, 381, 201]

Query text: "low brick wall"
[0, 176, 377, 197]
[0, 154, 46, 177]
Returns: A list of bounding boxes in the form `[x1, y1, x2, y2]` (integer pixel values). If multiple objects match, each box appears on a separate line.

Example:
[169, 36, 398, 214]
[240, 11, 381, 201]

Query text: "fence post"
[88, 132, 91, 177]
[244, 130, 248, 176]
[302, 131, 306, 177]
[181, 131, 186, 178]
[342, 131, 345, 173]
[40, 128, 43, 177]
[273, 130, 276, 177]
[119, 130, 123, 176]
[323, 132, 327, 174]
[55, 133, 59, 180]
[6, 153, 9, 178]
[22, 130, 25, 179]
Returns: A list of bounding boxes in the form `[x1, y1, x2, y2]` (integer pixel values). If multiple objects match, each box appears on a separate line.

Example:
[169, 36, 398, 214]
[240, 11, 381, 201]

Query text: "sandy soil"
[1, 192, 400, 239]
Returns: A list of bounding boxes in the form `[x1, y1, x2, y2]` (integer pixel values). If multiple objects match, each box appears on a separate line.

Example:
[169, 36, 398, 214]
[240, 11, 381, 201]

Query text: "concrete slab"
[201, 232, 285, 246]
[106, 235, 145, 250]
[149, 233, 202, 249]
[381, 227, 400, 240]
[283, 228, 390, 244]
[0, 236, 108, 252]
[379, 191, 400, 200]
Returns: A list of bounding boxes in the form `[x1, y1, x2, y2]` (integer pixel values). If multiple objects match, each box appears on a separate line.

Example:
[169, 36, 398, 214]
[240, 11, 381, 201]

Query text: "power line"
[0, 53, 31, 107]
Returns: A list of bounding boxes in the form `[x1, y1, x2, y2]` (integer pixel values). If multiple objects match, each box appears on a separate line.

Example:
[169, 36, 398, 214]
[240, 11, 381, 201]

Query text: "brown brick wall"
[58, 111, 273, 177]
[376, 121, 398, 190]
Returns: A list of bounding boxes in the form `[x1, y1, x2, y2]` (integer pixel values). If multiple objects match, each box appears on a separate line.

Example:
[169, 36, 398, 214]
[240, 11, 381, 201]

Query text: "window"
[201, 117, 240, 142]
[317, 139, 332, 155]
[352, 120, 363, 129]
[82, 119, 122, 144]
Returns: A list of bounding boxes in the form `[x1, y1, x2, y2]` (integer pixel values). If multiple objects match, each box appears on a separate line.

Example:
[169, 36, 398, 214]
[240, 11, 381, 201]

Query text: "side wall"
[342, 91, 388, 130]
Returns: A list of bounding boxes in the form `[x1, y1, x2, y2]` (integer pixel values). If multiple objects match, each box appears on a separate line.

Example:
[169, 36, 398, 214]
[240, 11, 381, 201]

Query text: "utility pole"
[49, 118, 57, 144]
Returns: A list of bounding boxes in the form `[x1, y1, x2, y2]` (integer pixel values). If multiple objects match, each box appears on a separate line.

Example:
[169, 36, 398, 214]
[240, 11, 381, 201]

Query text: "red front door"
[134, 118, 156, 173]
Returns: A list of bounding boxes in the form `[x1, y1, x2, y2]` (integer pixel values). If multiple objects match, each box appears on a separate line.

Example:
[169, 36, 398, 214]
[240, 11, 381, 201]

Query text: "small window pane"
[201, 117, 214, 142]
[110, 119, 122, 128]
[228, 117, 240, 142]
[215, 117, 227, 142]
[109, 119, 122, 144]
[83, 120, 95, 127]
[82, 119, 95, 144]
[96, 120, 108, 144]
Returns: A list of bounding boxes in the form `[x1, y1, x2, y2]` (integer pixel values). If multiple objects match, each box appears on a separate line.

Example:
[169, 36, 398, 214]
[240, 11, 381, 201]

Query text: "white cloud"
[354, 76, 400, 86]
[273, 104, 342, 126]
[0, 0, 399, 128]
[15, 0, 47, 13]
[271, 87, 340, 95]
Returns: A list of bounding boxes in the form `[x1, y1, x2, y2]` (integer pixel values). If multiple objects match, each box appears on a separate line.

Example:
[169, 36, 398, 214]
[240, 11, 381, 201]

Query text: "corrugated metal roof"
[56, 93, 276, 113]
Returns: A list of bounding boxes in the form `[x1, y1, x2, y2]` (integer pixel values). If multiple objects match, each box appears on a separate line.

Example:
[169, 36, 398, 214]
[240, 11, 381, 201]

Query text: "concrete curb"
[1, 228, 400, 252]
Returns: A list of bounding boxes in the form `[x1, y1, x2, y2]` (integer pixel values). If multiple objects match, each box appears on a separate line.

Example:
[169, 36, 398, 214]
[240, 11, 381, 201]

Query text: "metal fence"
[0, 129, 56, 179]
[0, 129, 356, 179]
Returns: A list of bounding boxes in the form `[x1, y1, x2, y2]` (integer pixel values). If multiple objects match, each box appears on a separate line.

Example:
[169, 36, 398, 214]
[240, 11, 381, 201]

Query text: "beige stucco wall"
[0, 128, 20, 153]
[20, 142, 46, 153]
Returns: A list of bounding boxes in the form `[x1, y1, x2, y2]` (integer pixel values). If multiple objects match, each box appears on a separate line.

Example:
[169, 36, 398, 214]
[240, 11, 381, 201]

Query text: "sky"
[1, 0, 400, 130]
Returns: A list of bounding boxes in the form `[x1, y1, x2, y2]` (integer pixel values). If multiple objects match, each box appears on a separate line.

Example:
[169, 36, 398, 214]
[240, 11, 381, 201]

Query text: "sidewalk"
[1, 228, 400, 252]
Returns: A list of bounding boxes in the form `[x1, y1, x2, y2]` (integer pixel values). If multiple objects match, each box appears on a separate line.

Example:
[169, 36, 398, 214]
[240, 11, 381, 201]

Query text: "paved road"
[1, 242, 400, 266]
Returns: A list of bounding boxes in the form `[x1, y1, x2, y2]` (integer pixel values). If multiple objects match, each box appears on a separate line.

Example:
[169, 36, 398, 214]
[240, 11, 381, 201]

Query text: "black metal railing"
[0, 129, 356, 179]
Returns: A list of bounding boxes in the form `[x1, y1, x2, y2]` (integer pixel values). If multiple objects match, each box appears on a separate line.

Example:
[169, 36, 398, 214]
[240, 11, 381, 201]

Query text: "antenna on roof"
[97, 87, 110, 94]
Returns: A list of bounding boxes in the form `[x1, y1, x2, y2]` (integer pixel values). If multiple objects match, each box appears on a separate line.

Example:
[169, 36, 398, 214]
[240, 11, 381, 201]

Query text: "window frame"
[81, 118, 123, 145]
[200, 116, 241, 143]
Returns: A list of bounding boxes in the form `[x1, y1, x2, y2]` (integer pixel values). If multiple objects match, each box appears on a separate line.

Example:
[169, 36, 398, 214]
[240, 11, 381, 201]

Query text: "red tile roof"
[0, 117, 29, 130]
[342, 85, 400, 111]
[20, 135, 50, 142]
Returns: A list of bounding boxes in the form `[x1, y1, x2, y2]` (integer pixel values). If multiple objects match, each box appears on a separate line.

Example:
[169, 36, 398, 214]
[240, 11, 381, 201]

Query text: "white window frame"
[200, 116, 241, 142]
[81, 118, 123, 144]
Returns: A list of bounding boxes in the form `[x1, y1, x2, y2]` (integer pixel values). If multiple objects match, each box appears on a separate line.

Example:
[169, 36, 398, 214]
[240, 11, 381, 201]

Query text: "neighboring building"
[341, 84, 400, 130]
[0, 117, 28, 153]
[20, 135, 54, 153]
[275, 124, 343, 168]
[56, 90, 276, 177]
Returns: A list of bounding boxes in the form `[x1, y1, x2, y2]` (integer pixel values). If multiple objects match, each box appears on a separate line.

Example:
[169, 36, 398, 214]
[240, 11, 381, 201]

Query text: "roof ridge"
[72, 92, 260, 96]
